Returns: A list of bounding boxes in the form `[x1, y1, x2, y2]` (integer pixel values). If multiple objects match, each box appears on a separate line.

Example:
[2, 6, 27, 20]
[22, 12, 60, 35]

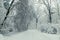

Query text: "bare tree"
[1, 0, 14, 25]
[56, 0, 60, 16]
[42, 0, 52, 23]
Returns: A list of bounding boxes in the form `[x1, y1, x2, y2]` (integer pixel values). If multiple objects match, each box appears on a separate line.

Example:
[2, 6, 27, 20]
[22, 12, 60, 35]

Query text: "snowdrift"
[0, 30, 60, 40]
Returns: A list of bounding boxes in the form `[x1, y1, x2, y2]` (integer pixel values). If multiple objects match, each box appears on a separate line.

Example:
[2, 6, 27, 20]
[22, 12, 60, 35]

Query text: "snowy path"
[0, 30, 60, 40]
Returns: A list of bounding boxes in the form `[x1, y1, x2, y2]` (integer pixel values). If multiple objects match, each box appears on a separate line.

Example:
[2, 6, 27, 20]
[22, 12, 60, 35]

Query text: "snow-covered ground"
[0, 30, 60, 40]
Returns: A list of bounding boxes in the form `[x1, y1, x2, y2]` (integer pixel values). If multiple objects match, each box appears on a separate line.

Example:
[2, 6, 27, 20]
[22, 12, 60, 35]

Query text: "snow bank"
[0, 30, 60, 40]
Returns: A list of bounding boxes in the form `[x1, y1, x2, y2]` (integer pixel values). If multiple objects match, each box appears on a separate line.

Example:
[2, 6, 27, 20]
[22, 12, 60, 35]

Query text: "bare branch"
[1, 0, 14, 25]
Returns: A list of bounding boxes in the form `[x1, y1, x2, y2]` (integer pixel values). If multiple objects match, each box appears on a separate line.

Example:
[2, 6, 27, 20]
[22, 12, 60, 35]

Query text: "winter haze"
[0, 0, 60, 40]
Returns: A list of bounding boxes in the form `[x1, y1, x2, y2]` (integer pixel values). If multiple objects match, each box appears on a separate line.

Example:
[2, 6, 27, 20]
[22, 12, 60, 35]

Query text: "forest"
[0, 0, 60, 36]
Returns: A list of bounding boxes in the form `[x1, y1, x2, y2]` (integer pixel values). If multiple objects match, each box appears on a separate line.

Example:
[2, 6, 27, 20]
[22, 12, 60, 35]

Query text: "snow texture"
[0, 0, 60, 40]
[0, 30, 60, 40]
